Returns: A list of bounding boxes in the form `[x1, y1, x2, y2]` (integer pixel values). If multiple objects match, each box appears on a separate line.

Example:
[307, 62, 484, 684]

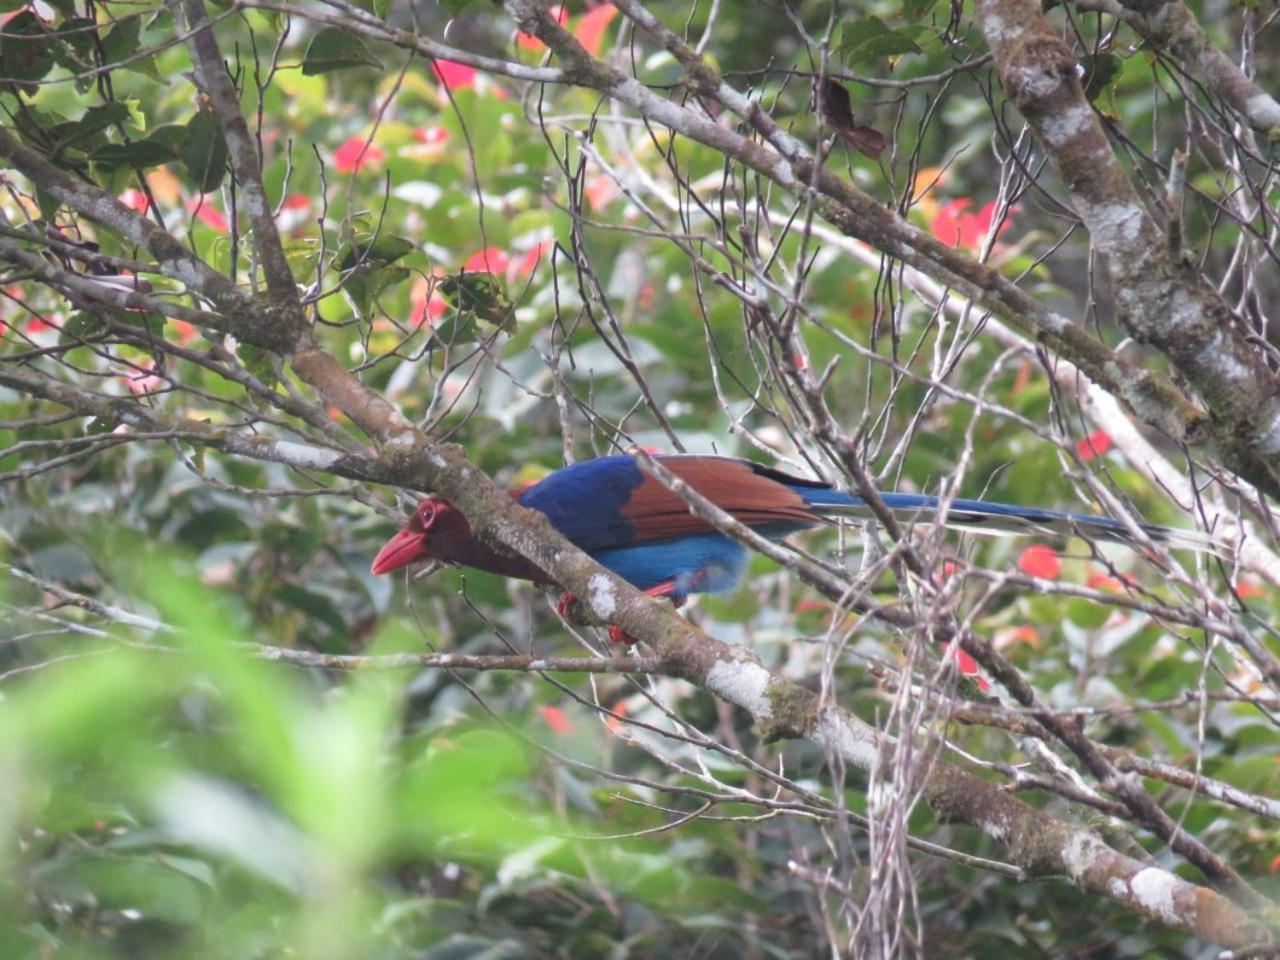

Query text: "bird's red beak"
[371, 527, 429, 575]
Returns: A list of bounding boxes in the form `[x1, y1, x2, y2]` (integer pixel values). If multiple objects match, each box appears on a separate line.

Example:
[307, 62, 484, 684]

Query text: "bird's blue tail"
[795, 484, 1218, 554]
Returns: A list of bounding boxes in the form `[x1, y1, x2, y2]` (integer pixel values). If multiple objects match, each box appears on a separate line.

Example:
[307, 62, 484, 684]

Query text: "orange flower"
[539, 705, 573, 735]
[1017, 544, 1061, 580]
[930, 199, 1014, 249]
[1086, 571, 1132, 593]
[575, 4, 618, 56]
[1236, 576, 1265, 600]
[516, 4, 568, 50]
[995, 625, 1040, 650]
[604, 699, 628, 733]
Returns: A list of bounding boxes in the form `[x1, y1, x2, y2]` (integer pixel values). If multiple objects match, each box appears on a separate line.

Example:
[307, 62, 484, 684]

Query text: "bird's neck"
[442, 536, 545, 583]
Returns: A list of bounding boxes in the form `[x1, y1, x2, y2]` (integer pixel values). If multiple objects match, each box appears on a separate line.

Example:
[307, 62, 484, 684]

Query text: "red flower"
[931, 560, 959, 587]
[120, 189, 151, 215]
[953, 649, 990, 692]
[462, 247, 511, 275]
[585, 174, 619, 211]
[1017, 544, 1061, 580]
[575, 4, 619, 56]
[516, 4, 568, 50]
[413, 126, 450, 146]
[995, 625, 1040, 650]
[1076, 429, 1113, 462]
[1086, 572, 1125, 593]
[410, 277, 449, 326]
[433, 59, 476, 90]
[277, 194, 311, 233]
[22, 312, 56, 335]
[604, 699, 627, 733]
[123, 361, 165, 395]
[187, 197, 228, 232]
[930, 199, 1013, 249]
[1236, 576, 1264, 600]
[333, 136, 385, 174]
[515, 240, 552, 277]
[170, 320, 198, 344]
[539, 705, 573, 735]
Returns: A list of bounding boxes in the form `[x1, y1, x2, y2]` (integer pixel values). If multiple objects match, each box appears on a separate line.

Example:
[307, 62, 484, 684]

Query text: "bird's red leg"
[558, 573, 706, 645]
[555, 591, 580, 619]
[608, 578, 698, 645]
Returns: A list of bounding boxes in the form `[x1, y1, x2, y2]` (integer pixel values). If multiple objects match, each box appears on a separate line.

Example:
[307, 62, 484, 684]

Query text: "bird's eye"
[419, 502, 436, 527]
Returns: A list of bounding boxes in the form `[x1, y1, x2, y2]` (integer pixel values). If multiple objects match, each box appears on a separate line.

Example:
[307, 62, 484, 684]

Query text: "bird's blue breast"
[592, 533, 749, 595]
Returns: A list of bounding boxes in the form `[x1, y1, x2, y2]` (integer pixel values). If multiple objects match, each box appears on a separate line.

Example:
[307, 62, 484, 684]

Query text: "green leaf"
[49, 102, 132, 158]
[438, 272, 515, 328]
[1, 11, 57, 85]
[430, 308, 479, 346]
[902, 0, 938, 20]
[338, 235, 415, 317]
[90, 138, 178, 170]
[339, 235, 414, 271]
[429, 272, 517, 346]
[276, 583, 349, 646]
[181, 107, 228, 193]
[36, 187, 60, 221]
[146, 123, 188, 149]
[1066, 597, 1111, 630]
[100, 14, 140, 64]
[840, 17, 923, 64]
[59, 312, 106, 343]
[50, 16, 98, 71]
[98, 13, 161, 80]
[12, 105, 67, 151]
[1082, 52, 1122, 102]
[238, 343, 278, 390]
[301, 27, 383, 76]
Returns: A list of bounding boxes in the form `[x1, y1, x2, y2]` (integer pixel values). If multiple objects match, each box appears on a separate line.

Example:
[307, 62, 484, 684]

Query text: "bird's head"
[370, 496, 469, 575]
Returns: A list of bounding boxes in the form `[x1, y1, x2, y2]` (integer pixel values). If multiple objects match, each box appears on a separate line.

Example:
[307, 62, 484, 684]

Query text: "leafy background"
[1, 1, 1277, 957]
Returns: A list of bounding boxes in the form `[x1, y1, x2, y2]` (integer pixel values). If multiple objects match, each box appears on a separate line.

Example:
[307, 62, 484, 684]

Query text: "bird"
[371, 453, 1212, 644]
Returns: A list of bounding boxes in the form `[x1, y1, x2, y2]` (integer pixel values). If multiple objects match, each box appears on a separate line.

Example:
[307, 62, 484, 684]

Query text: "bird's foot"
[556, 581, 690, 645]
[555, 591, 581, 620]
[606, 581, 687, 645]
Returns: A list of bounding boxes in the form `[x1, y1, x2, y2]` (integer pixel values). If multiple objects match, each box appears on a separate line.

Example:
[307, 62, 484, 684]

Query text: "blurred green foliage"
[0, 0, 1277, 957]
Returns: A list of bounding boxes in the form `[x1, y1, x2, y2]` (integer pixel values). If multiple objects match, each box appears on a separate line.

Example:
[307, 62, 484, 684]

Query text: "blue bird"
[372, 454, 1206, 641]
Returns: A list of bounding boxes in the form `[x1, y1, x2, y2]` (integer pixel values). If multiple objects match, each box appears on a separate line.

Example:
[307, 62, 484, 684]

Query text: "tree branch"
[976, 0, 1280, 496]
